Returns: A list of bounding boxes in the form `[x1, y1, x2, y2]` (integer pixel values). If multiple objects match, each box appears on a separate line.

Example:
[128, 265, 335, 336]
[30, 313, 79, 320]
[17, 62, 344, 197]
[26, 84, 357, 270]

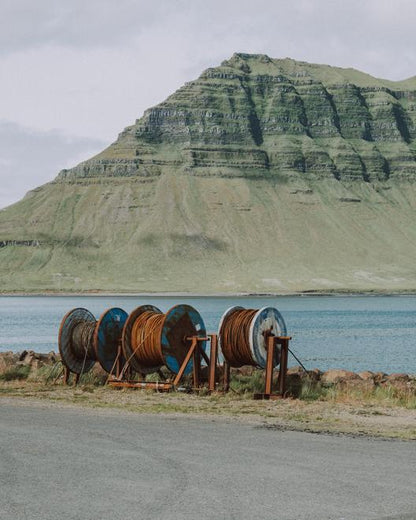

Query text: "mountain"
[1, 53, 416, 293]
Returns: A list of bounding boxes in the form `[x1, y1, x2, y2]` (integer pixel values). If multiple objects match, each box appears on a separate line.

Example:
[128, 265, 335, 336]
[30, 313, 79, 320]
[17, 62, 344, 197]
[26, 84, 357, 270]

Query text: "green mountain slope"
[1, 53, 416, 293]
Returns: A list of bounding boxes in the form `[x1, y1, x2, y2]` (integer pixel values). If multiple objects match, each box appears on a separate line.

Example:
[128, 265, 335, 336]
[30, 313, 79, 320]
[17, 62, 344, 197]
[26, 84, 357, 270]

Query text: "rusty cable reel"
[93, 307, 128, 373]
[122, 304, 207, 375]
[58, 307, 127, 375]
[218, 306, 287, 368]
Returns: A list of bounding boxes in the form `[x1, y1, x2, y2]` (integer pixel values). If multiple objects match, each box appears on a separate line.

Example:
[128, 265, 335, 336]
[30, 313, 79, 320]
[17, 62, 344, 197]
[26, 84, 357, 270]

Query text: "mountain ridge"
[1, 53, 416, 293]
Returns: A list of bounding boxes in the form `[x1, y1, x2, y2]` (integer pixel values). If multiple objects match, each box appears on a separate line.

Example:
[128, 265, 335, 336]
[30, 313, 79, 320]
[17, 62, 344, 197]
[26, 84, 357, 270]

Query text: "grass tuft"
[230, 371, 265, 394]
[299, 380, 328, 401]
[0, 365, 31, 381]
[294, 378, 416, 409]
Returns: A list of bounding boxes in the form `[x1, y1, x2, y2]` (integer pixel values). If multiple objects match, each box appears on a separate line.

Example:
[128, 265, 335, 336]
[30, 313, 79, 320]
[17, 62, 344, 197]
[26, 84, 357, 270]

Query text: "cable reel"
[218, 306, 287, 368]
[58, 307, 128, 375]
[122, 304, 207, 375]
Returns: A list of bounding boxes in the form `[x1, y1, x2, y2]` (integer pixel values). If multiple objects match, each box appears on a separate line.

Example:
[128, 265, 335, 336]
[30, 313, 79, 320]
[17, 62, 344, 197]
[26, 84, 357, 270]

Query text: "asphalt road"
[0, 401, 415, 520]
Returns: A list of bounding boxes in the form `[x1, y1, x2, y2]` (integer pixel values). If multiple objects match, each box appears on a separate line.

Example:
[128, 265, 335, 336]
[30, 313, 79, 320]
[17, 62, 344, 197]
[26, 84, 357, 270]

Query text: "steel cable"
[220, 309, 257, 367]
[71, 321, 96, 361]
[130, 311, 165, 367]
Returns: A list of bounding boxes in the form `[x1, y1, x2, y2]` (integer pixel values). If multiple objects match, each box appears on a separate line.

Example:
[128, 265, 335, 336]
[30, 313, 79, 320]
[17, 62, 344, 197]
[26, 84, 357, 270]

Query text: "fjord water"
[0, 295, 415, 374]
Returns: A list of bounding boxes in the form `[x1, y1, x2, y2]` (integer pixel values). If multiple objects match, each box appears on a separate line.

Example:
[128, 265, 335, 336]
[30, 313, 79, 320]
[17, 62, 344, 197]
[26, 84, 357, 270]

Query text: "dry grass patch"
[1, 375, 415, 440]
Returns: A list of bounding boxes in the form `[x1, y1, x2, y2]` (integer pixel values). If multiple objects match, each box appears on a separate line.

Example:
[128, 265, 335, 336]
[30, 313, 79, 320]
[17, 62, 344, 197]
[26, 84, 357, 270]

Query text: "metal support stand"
[63, 366, 69, 385]
[63, 366, 80, 386]
[208, 334, 218, 392]
[108, 334, 219, 393]
[115, 340, 123, 379]
[254, 335, 291, 400]
[223, 361, 231, 392]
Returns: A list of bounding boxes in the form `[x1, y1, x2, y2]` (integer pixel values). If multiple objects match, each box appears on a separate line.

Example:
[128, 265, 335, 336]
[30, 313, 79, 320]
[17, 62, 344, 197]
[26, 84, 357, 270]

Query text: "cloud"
[0, 0, 174, 54]
[2, 0, 415, 142]
[0, 121, 106, 209]
[2, 1, 415, 81]
[0, 1, 415, 206]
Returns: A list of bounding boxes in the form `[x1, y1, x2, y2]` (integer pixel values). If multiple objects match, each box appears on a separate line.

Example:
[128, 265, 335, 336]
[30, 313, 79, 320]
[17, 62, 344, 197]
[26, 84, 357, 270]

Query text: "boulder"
[21, 353, 35, 366]
[386, 373, 410, 383]
[339, 378, 375, 392]
[48, 351, 59, 363]
[17, 350, 59, 369]
[321, 369, 360, 385]
[0, 352, 20, 374]
[18, 350, 28, 361]
[287, 366, 305, 377]
[358, 371, 375, 381]
[306, 368, 322, 382]
[91, 363, 108, 379]
[373, 372, 388, 384]
[233, 366, 256, 377]
[286, 367, 305, 396]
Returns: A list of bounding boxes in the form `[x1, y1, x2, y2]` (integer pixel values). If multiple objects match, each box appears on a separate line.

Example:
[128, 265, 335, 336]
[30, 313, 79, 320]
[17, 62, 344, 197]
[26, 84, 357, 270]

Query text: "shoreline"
[2, 289, 416, 297]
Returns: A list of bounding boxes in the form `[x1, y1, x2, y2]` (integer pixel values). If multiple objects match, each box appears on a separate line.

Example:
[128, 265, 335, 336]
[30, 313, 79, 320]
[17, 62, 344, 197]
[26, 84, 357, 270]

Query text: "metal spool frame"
[218, 306, 287, 368]
[162, 304, 207, 374]
[122, 304, 163, 375]
[58, 308, 97, 376]
[121, 303, 207, 376]
[218, 305, 291, 399]
[58, 307, 128, 381]
[58, 303, 291, 398]
[94, 307, 128, 374]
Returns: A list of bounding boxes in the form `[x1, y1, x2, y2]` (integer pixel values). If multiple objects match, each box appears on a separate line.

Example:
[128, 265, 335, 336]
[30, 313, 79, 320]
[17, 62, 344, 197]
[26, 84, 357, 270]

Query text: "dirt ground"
[1, 381, 415, 440]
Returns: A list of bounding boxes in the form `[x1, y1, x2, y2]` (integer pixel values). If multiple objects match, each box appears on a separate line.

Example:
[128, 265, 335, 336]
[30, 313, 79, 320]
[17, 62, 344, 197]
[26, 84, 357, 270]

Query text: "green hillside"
[1, 53, 416, 293]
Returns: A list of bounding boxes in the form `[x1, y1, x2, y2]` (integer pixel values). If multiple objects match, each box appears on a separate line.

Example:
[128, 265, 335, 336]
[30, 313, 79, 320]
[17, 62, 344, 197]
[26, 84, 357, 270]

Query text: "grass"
[0, 365, 30, 381]
[299, 380, 329, 401]
[364, 385, 416, 410]
[230, 371, 265, 394]
[1, 380, 414, 440]
[2, 365, 415, 409]
[222, 370, 416, 410]
[1, 366, 416, 440]
[292, 378, 416, 410]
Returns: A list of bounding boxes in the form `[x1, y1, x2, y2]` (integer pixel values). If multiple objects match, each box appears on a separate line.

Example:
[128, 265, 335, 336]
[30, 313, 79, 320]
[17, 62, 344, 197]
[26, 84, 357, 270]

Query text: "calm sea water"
[0, 295, 415, 373]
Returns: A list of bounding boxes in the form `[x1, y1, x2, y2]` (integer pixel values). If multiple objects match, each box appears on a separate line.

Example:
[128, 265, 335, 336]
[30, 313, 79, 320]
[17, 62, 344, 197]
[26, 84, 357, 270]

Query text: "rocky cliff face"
[59, 53, 416, 183]
[1, 54, 416, 293]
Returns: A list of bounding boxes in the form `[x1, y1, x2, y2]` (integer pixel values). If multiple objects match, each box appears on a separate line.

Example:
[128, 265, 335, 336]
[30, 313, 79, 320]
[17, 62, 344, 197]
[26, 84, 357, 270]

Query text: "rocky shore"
[285, 366, 416, 395]
[1, 350, 415, 440]
[1, 350, 415, 396]
[0, 350, 59, 372]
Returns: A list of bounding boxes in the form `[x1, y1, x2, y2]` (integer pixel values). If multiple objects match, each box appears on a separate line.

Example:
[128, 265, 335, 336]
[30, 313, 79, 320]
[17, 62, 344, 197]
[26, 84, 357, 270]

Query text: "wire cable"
[130, 311, 165, 367]
[220, 308, 257, 367]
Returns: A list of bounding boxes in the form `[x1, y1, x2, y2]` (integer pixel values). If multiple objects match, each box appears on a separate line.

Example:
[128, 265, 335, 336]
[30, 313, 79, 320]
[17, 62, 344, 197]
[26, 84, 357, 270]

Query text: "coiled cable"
[220, 308, 258, 367]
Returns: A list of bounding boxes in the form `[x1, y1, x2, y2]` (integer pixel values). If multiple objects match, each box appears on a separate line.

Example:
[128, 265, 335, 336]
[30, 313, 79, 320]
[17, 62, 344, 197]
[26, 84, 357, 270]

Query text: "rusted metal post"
[208, 334, 218, 392]
[63, 366, 70, 385]
[108, 380, 172, 391]
[173, 337, 197, 387]
[264, 335, 276, 396]
[223, 361, 231, 392]
[278, 337, 290, 396]
[192, 341, 201, 389]
[253, 335, 292, 399]
[109, 335, 214, 392]
[115, 342, 122, 379]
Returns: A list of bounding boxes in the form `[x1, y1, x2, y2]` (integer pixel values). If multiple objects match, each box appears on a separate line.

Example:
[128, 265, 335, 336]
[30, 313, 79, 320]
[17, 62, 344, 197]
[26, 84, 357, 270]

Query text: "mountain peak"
[1, 56, 416, 293]
[58, 54, 416, 182]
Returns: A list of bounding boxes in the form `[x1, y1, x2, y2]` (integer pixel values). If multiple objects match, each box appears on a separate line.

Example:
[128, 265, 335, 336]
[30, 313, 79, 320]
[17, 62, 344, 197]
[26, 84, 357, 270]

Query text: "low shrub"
[0, 365, 31, 381]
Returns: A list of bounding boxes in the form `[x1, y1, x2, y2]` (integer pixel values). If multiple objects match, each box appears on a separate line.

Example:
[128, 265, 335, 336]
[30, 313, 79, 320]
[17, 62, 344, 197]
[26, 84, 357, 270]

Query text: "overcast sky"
[1, 0, 415, 209]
